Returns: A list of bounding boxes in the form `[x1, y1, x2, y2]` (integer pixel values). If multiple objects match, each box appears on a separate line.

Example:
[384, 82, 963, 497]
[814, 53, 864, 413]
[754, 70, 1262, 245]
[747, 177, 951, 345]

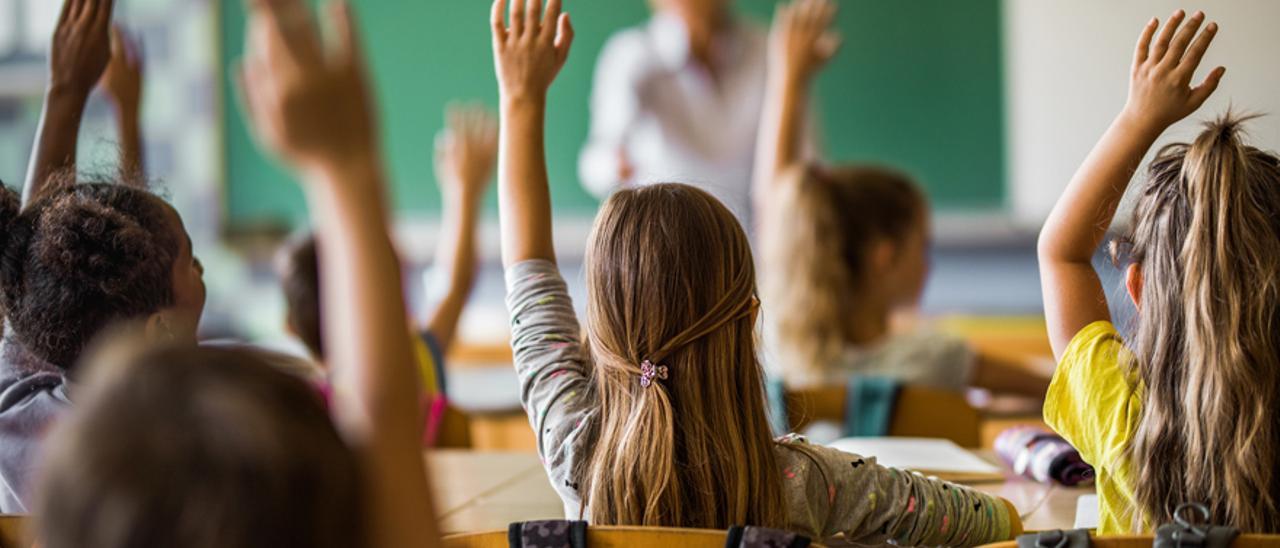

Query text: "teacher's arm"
[578, 31, 645, 199]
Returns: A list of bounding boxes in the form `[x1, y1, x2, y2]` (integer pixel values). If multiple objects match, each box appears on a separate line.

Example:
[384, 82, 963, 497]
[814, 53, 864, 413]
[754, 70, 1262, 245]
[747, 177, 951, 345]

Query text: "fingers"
[57, 0, 83, 28]
[249, 0, 323, 70]
[1188, 66, 1226, 109]
[1161, 10, 1204, 67]
[509, 0, 524, 37]
[540, 0, 561, 40]
[1178, 21, 1218, 75]
[554, 12, 574, 65]
[233, 59, 264, 135]
[327, 0, 364, 71]
[524, 0, 542, 34]
[1149, 9, 1185, 63]
[93, 0, 116, 30]
[491, 0, 507, 43]
[816, 32, 842, 61]
[1133, 17, 1157, 67]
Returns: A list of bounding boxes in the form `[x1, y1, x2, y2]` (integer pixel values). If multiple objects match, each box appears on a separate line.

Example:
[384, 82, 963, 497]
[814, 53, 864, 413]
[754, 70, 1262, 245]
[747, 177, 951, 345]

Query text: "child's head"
[34, 344, 363, 548]
[762, 165, 929, 379]
[581, 183, 784, 528]
[1121, 116, 1280, 531]
[277, 233, 324, 361]
[0, 182, 205, 370]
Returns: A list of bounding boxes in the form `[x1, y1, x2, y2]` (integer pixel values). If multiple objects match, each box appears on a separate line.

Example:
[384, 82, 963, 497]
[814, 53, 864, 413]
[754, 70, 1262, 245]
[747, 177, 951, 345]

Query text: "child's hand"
[435, 103, 498, 204]
[238, 0, 377, 177]
[49, 0, 116, 99]
[98, 26, 143, 115]
[491, 0, 575, 105]
[1122, 10, 1224, 132]
[769, 0, 841, 84]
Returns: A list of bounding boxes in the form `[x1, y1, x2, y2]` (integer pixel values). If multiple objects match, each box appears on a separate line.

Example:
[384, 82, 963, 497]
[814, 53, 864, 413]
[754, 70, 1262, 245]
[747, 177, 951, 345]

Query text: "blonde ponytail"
[1126, 114, 1280, 531]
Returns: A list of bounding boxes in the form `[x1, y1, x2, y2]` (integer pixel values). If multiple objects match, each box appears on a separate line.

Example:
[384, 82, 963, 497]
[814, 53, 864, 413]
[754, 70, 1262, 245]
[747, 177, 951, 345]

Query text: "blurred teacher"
[579, 0, 788, 226]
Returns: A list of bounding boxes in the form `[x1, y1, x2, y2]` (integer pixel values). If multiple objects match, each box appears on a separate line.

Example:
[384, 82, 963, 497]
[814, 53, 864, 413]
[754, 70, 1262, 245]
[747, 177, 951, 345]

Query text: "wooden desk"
[427, 450, 1092, 535]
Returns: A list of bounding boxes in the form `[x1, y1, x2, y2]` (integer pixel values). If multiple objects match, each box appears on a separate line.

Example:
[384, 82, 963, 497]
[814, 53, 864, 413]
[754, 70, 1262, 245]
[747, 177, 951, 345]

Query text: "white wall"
[1004, 0, 1280, 227]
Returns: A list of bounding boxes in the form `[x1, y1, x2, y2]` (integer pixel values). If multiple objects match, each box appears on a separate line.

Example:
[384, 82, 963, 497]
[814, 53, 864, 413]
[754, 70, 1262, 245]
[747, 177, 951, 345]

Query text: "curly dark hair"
[0, 181, 180, 369]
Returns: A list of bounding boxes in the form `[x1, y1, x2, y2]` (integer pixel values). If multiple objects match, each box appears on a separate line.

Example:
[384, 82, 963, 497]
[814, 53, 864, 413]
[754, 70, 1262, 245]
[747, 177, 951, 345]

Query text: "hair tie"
[639, 359, 668, 388]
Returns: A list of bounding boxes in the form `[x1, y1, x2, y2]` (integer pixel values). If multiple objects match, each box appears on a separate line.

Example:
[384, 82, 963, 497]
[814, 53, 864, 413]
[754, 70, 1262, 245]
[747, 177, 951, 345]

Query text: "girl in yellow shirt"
[1038, 10, 1280, 534]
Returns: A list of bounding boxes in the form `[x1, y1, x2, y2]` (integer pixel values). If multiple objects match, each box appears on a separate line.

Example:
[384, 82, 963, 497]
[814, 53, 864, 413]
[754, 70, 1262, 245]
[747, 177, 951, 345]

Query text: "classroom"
[0, 0, 1277, 546]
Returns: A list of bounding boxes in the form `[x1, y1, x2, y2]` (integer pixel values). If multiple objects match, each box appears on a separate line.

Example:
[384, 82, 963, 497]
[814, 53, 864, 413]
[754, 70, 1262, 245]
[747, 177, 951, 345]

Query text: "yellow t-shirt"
[1043, 321, 1145, 534]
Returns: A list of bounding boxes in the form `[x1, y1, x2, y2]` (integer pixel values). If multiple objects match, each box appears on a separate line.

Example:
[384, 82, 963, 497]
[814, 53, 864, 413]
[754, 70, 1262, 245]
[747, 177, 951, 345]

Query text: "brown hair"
[0, 180, 180, 369]
[34, 344, 364, 548]
[277, 233, 324, 360]
[581, 183, 785, 528]
[1121, 115, 1280, 531]
[762, 165, 927, 383]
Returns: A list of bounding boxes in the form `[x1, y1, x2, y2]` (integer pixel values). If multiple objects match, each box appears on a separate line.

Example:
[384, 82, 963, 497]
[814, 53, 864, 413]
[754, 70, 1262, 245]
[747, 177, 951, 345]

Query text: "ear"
[1126, 262, 1144, 311]
[143, 312, 173, 343]
[870, 238, 896, 273]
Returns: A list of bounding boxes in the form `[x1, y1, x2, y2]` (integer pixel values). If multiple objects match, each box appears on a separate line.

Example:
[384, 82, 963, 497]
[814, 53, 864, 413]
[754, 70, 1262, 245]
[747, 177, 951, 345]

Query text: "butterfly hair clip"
[639, 359, 669, 388]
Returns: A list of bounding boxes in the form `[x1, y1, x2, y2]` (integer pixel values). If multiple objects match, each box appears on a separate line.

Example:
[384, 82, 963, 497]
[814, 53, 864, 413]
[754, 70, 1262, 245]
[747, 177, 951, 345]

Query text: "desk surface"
[427, 450, 1091, 535]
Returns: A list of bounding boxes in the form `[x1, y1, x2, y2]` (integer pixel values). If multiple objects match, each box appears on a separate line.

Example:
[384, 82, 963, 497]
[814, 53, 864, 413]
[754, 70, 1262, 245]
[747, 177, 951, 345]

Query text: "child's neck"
[845, 300, 891, 347]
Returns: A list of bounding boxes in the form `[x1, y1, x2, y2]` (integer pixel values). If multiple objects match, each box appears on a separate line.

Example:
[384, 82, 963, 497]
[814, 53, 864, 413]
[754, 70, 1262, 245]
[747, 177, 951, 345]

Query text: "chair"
[0, 515, 28, 548]
[981, 534, 1280, 547]
[781, 383, 982, 447]
[443, 525, 823, 548]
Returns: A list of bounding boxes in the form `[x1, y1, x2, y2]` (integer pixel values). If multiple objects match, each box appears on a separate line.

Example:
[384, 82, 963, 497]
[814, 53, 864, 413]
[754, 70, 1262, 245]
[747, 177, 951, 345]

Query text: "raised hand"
[1124, 10, 1224, 131]
[238, 0, 376, 177]
[435, 103, 498, 205]
[49, 0, 115, 99]
[769, 0, 841, 84]
[491, 0, 575, 104]
[99, 26, 144, 115]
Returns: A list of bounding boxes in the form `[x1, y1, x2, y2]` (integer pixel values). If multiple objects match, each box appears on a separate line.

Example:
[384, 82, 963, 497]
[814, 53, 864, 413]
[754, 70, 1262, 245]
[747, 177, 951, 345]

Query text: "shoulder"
[598, 24, 655, 65]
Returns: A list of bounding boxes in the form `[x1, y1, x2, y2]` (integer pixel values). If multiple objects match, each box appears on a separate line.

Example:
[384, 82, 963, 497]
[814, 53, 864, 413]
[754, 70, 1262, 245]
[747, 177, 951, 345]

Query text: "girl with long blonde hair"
[491, 0, 1020, 543]
[1040, 10, 1279, 533]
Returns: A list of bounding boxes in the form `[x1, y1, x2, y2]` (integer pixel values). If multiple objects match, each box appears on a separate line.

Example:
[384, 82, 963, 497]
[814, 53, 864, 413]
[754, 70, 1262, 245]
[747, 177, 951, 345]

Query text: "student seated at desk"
[32, 0, 442, 547]
[1039, 10, 1280, 533]
[753, 0, 1048, 399]
[0, 0, 206, 513]
[491, 0, 1021, 543]
[277, 104, 497, 444]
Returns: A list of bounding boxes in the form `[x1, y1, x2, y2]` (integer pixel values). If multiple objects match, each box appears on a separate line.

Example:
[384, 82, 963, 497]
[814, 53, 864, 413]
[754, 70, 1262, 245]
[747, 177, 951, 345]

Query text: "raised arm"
[24, 0, 115, 206]
[238, 1, 438, 546]
[99, 25, 146, 185]
[491, 0, 574, 267]
[1037, 10, 1222, 359]
[425, 103, 497, 351]
[753, 0, 839, 217]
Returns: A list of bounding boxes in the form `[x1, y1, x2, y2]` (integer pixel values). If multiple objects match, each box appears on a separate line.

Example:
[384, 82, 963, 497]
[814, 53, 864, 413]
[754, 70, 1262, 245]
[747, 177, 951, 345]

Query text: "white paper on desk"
[1075, 494, 1100, 529]
[828, 437, 1001, 474]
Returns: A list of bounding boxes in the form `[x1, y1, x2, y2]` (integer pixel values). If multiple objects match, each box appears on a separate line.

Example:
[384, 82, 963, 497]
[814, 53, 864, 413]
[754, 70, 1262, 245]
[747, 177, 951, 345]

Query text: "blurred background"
[0, 0, 1277, 357]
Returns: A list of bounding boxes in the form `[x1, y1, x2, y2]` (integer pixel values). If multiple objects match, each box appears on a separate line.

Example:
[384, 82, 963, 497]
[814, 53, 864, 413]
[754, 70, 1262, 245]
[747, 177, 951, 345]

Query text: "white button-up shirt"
[578, 13, 773, 227]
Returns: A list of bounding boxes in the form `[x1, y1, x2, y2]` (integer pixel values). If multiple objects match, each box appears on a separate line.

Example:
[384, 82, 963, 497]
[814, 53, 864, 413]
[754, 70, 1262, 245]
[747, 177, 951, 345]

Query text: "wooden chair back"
[0, 515, 29, 548]
[983, 534, 1280, 547]
[444, 526, 824, 548]
[783, 383, 982, 447]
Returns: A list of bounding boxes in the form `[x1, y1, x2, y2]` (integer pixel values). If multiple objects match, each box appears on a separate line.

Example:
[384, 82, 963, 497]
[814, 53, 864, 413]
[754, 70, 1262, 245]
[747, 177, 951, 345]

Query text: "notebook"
[829, 437, 1006, 483]
[1074, 494, 1100, 529]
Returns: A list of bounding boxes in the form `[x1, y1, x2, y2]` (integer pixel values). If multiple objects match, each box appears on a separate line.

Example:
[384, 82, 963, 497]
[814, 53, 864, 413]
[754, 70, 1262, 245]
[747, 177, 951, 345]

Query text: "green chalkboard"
[218, 0, 1004, 227]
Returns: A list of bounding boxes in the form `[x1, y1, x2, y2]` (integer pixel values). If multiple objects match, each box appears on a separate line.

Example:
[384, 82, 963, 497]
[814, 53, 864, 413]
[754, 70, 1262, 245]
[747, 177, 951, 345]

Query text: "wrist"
[1115, 106, 1170, 140]
[500, 92, 548, 113]
[45, 84, 91, 110]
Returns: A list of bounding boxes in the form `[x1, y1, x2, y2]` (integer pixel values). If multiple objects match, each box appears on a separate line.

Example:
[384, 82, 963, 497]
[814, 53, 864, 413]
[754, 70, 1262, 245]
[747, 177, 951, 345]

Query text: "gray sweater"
[0, 336, 70, 513]
[505, 260, 1015, 545]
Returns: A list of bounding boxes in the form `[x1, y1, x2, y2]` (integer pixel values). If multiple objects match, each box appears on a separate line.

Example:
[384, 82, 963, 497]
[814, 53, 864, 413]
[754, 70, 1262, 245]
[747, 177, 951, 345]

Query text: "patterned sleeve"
[780, 440, 1016, 546]
[504, 260, 596, 503]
